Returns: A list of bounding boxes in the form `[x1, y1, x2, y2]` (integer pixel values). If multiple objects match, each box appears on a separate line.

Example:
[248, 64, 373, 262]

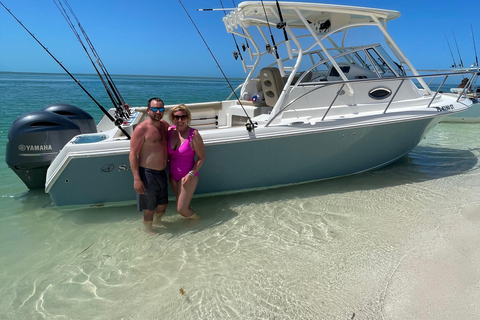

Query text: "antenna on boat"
[0, 1, 131, 139]
[452, 31, 464, 68]
[178, 0, 257, 132]
[218, 0, 247, 73]
[471, 24, 479, 68]
[445, 35, 457, 69]
[53, 0, 130, 120]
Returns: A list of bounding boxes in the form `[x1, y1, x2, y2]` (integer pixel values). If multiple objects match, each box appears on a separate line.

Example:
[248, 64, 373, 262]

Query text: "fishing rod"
[452, 31, 464, 68]
[231, 0, 253, 60]
[445, 35, 457, 69]
[178, 0, 257, 132]
[260, 0, 280, 61]
[55, 0, 129, 119]
[275, 0, 292, 59]
[63, 0, 127, 110]
[276, 0, 287, 41]
[60, 0, 124, 106]
[200, 2, 253, 61]
[471, 24, 479, 68]
[53, 0, 124, 118]
[0, 1, 131, 139]
[218, 0, 247, 72]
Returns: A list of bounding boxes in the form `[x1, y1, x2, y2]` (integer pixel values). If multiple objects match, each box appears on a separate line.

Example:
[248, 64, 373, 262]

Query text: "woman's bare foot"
[186, 213, 199, 226]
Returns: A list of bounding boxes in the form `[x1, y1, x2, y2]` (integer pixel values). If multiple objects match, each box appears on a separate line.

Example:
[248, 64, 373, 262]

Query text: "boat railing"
[266, 70, 477, 126]
[226, 82, 244, 100]
[410, 68, 479, 90]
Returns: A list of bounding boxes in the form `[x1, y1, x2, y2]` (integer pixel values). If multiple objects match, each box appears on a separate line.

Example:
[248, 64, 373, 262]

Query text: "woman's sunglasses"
[173, 115, 187, 120]
[149, 107, 165, 112]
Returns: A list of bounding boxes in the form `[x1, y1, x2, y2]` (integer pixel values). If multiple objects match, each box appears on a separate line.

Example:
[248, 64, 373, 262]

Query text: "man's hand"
[134, 178, 145, 194]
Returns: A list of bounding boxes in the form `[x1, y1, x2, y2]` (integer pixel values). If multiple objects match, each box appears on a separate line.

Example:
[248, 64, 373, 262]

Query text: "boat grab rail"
[227, 82, 244, 100]
[265, 70, 476, 126]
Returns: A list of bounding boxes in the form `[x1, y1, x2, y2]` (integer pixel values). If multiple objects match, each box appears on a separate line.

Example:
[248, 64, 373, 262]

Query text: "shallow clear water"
[1, 72, 480, 319]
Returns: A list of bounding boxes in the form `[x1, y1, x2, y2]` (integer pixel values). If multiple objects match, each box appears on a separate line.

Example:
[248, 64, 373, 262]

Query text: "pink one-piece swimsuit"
[168, 126, 199, 181]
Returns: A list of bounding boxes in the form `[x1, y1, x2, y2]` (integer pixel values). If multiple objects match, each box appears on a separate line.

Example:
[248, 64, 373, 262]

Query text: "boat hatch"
[73, 134, 109, 144]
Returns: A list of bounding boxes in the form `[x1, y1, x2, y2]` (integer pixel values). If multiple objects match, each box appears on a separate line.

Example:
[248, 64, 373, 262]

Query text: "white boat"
[7, 1, 475, 208]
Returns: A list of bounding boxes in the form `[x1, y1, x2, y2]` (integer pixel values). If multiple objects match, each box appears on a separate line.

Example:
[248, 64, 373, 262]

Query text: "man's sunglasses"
[149, 107, 165, 112]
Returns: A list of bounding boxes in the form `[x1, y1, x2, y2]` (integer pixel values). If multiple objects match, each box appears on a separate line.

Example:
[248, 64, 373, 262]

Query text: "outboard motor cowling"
[42, 103, 97, 133]
[6, 111, 83, 189]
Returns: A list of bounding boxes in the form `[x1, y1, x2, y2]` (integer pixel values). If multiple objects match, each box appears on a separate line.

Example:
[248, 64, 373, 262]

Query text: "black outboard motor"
[42, 103, 97, 134]
[6, 111, 83, 189]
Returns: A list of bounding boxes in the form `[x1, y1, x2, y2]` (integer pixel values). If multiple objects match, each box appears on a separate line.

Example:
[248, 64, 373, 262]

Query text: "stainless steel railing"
[265, 70, 477, 126]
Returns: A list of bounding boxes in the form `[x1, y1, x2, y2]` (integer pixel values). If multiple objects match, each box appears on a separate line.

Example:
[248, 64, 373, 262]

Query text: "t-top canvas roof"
[232, 1, 401, 31]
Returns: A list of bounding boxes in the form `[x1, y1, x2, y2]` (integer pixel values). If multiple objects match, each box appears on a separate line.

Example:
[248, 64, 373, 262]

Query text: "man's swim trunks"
[136, 166, 168, 211]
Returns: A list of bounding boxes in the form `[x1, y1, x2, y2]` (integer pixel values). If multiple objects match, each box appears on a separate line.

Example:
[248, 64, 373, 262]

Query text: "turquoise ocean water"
[1, 72, 480, 319]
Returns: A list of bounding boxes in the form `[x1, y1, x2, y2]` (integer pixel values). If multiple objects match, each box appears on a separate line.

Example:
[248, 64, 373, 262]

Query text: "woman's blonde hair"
[169, 104, 192, 124]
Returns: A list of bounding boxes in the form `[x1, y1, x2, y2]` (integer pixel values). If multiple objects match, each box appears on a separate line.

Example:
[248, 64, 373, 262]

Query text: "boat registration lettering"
[434, 104, 454, 112]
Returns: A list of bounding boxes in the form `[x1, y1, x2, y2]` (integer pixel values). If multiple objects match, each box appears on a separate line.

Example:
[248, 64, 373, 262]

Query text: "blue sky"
[1, 0, 479, 78]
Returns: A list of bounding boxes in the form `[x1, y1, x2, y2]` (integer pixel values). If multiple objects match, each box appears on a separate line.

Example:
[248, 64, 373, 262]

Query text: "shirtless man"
[129, 97, 169, 233]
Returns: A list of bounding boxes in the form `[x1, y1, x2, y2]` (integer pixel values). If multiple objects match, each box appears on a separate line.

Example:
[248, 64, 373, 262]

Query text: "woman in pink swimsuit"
[168, 104, 205, 219]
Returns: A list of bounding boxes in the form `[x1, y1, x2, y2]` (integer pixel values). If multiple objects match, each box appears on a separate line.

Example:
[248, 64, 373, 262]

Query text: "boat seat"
[260, 67, 285, 107]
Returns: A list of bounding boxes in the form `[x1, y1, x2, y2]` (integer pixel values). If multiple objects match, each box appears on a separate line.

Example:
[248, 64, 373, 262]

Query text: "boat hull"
[442, 101, 480, 123]
[47, 152, 135, 207]
[46, 116, 440, 208]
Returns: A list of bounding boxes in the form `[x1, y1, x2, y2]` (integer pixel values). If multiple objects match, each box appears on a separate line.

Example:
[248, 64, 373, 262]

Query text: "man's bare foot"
[142, 219, 157, 235]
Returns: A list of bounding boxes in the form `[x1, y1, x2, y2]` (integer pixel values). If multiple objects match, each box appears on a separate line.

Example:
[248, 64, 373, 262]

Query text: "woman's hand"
[181, 171, 195, 187]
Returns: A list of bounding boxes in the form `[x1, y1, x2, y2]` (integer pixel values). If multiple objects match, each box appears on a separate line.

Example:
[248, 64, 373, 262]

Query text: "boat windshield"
[299, 44, 405, 82]
[260, 44, 406, 85]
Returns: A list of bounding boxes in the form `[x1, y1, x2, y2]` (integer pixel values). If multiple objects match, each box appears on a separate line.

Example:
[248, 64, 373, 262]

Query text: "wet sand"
[384, 200, 480, 319]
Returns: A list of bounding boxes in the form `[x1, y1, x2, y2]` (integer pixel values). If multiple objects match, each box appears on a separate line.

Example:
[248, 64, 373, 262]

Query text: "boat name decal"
[118, 164, 131, 171]
[434, 104, 454, 112]
[18, 144, 53, 152]
[100, 163, 131, 173]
